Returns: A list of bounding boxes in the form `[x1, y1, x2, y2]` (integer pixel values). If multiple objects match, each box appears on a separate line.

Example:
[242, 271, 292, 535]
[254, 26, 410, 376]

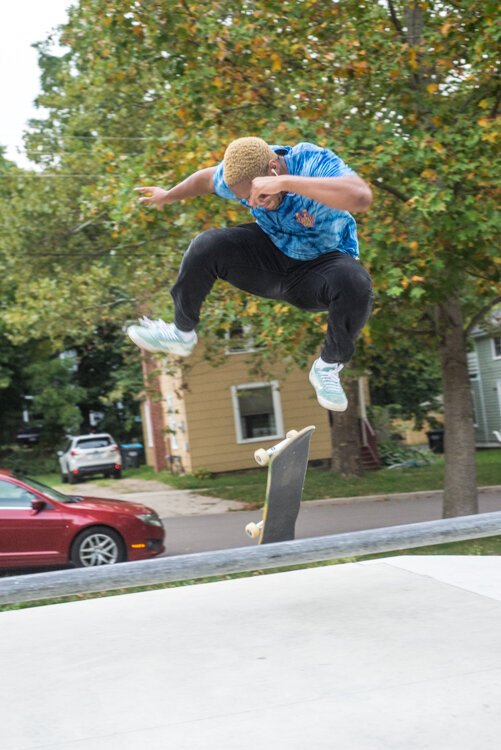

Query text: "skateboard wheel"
[254, 449, 269, 466]
[286, 429, 298, 439]
[245, 522, 261, 539]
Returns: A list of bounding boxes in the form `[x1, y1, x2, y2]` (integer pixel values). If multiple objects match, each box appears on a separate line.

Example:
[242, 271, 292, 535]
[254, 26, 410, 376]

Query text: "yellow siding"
[161, 348, 332, 473]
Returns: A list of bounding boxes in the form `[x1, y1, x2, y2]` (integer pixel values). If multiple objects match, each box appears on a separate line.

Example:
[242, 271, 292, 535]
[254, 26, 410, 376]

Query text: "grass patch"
[34, 450, 501, 505]
[2, 534, 500, 613]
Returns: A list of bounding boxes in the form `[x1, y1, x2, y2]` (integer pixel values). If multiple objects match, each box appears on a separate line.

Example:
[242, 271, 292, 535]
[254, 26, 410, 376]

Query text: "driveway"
[58, 477, 249, 517]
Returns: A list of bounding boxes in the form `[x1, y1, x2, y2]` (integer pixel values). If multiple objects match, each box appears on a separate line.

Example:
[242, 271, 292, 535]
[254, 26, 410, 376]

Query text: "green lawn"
[35, 449, 501, 506]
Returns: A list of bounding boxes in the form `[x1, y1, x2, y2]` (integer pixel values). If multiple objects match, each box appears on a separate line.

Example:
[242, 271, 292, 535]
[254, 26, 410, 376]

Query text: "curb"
[307, 485, 501, 507]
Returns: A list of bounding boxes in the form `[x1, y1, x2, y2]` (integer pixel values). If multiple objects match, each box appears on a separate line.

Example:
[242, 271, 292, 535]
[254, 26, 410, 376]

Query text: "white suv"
[58, 433, 123, 484]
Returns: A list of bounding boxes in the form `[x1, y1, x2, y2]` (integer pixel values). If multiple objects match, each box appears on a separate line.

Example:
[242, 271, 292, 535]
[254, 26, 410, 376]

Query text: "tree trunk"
[329, 375, 363, 476]
[438, 298, 478, 517]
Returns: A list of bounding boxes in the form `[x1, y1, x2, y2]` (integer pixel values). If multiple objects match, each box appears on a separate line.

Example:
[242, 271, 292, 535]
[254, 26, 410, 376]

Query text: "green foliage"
[368, 404, 437, 466]
[0, 446, 59, 476]
[192, 467, 214, 480]
[2, 1, 498, 355]
[0, 1, 499, 509]
[0, 330, 31, 443]
[363, 341, 442, 428]
[73, 329, 144, 437]
[378, 442, 435, 468]
[26, 358, 85, 439]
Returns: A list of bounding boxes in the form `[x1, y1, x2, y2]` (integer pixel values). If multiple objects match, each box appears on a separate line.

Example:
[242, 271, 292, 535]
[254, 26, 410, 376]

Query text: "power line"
[0, 172, 208, 179]
[0, 134, 178, 141]
[0, 174, 116, 179]
[0, 232, 186, 259]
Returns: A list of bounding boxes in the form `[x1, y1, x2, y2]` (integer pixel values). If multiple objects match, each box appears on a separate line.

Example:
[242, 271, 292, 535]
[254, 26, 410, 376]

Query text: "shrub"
[0, 446, 59, 476]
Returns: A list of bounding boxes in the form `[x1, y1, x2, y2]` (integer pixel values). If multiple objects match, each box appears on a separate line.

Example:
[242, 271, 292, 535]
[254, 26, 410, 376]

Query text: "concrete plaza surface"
[1, 557, 501, 750]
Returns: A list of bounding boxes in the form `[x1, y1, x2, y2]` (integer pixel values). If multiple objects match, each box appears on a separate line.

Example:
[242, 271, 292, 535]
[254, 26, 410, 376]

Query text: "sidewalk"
[2, 556, 500, 749]
[60, 478, 249, 516]
[65, 478, 501, 518]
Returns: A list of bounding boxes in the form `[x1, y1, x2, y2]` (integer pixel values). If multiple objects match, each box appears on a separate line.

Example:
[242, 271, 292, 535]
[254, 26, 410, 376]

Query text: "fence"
[1, 511, 501, 606]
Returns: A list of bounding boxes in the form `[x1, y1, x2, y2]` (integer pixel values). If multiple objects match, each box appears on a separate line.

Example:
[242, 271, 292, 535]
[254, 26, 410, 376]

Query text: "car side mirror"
[31, 498, 46, 513]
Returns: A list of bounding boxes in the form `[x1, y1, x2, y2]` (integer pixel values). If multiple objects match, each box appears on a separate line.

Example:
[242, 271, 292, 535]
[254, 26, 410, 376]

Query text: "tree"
[26, 358, 85, 441]
[330, 0, 499, 514]
[366, 345, 442, 429]
[2, 1, 498, 516]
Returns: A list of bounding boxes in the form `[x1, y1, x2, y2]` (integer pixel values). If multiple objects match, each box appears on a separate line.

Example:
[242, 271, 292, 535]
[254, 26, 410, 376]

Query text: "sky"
[0, 0, 73, 168]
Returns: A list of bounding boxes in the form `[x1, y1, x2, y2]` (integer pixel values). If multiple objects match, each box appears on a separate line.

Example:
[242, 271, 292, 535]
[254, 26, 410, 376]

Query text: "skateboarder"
[129, 137, 374, 412]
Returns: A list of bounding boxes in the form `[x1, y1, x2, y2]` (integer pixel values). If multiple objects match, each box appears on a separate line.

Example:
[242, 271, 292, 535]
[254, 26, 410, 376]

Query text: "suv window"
[75, 437, 112, 450]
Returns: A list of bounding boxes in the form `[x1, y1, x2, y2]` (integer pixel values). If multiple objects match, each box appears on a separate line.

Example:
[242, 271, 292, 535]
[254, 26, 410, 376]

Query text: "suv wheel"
[71, 526, 125, 567]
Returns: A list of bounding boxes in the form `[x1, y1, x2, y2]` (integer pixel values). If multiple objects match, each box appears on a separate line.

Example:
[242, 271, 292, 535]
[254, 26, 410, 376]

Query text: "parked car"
[16, 424, 42, 446]
[0, 470, 165, 568]
[58, 433, 123, 483]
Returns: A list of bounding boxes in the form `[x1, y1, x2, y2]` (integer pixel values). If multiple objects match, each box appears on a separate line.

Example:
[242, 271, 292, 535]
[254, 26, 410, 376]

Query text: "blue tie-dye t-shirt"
[212, 142, 359, 260]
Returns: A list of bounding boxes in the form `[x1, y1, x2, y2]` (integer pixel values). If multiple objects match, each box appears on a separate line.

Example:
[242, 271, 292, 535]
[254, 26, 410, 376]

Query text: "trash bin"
[120, 442, 145, 468]
[426, 430, 444, 454]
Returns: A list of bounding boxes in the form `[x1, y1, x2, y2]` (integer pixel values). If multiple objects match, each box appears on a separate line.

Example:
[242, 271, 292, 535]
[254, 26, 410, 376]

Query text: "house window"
[231, 381, 284, 443]
[225, 324, 262, 355]
[493, 337, 501, 359]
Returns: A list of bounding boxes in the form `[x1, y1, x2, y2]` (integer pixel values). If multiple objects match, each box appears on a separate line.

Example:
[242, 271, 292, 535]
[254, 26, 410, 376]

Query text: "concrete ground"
[61, 477, 249, 515]
[2, 556, 501, 749]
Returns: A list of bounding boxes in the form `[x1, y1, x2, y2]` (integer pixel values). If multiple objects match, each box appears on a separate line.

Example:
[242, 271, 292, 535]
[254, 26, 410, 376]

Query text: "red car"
[0, 470, 165, 568]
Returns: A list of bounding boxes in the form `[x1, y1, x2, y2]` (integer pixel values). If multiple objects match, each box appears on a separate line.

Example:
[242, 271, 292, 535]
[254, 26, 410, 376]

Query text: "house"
[468, 315, 501, 447]
[140, 343, 331, 473]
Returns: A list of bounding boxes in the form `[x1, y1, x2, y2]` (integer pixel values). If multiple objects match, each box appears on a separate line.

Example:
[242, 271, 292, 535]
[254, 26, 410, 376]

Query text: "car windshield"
[19, 476, 76, 504]
[76, 437, 112, 449]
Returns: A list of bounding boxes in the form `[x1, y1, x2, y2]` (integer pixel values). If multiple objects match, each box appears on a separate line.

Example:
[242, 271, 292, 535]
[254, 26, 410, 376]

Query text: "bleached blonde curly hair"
[223, 137, 276, 186]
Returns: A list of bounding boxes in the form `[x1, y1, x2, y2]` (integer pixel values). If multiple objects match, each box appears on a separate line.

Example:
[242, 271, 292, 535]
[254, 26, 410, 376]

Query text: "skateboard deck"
[245, 426, 315, 544]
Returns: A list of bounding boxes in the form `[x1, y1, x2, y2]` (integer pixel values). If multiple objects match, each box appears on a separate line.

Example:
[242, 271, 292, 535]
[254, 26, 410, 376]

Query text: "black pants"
[171, 223, 373, 363]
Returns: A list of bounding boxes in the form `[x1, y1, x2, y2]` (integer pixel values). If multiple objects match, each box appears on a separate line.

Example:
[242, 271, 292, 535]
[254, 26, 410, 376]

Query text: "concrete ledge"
[1, 511, 501, 605]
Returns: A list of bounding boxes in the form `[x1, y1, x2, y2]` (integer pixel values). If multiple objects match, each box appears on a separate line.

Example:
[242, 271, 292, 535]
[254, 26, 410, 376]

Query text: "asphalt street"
[162, 487, 501, 555]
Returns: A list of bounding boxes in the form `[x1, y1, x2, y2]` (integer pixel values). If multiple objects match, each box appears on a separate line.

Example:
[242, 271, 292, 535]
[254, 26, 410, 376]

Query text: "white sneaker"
[309, 359, 348, 411]
[127, 317, 197, 356]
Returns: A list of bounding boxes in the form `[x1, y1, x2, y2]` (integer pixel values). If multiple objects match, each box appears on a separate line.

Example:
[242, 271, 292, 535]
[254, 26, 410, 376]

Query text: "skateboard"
[245, 425, 315, 544]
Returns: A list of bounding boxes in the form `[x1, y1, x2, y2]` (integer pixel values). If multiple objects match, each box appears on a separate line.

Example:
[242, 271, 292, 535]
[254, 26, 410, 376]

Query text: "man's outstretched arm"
[135, 166, 216, 208]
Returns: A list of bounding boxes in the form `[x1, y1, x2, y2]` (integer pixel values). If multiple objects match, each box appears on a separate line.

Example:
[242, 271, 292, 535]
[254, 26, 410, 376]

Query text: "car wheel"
[70, 526, 126, 567]
[68, 472, 78, 484]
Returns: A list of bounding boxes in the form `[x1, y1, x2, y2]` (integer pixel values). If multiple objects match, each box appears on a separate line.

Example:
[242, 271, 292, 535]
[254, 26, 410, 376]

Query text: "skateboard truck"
[253, 430, 300, 466]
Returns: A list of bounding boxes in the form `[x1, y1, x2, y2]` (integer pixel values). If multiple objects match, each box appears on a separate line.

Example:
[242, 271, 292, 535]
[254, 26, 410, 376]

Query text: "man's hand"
[248, 175, 286, 209]
[251, 174, 372, 213]
[134, 186, 173, 209]
[135, 168, 216, 208]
